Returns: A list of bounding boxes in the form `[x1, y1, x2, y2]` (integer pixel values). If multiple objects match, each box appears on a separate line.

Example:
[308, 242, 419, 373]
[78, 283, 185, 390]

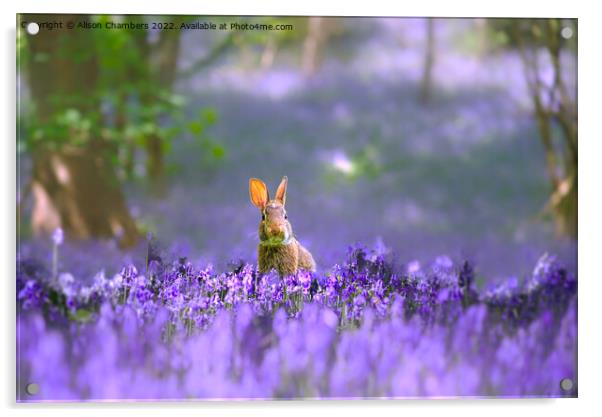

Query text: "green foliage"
[26, 108, 100, 150]
[449, 19, 576, 57]
[486, 18, 577, 52]
[188, 107, 227, 168]
[20, 15, 226, 179]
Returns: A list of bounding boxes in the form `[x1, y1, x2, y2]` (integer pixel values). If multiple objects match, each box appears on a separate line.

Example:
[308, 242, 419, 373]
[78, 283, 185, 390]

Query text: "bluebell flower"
[15, 245, 576, 400]
[51, 227, 64, 246]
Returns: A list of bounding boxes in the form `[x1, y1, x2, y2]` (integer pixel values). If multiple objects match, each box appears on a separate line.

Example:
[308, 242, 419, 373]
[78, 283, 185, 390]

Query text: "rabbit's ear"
[275, 176, 288, 206]
[249, 178, 269, 210]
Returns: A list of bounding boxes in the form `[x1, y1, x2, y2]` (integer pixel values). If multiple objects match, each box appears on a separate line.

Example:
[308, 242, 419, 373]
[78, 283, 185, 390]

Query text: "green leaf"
[201, 108, 218, 125]
[61, 108, 82, 124]
[211, 144, 226, 159]
[168, 94, 186, 107]
[188, 121, 204, 136]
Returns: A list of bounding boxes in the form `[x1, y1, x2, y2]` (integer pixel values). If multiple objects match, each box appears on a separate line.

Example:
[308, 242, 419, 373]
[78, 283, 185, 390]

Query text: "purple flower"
[15, 245, 577, 400]
[18, 280, 44, 309]
[51, 227, 64, 246]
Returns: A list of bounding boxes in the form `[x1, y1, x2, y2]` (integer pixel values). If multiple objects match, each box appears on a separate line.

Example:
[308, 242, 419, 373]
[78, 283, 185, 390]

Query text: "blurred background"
[17, 15, 577, 285]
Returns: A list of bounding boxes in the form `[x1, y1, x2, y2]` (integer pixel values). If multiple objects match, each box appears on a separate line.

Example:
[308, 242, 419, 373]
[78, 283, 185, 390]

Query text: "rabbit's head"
[249, 176, 294, 245]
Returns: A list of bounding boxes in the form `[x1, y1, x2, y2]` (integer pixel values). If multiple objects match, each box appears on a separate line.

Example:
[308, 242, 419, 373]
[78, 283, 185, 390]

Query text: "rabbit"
[249, 176, 316, 276]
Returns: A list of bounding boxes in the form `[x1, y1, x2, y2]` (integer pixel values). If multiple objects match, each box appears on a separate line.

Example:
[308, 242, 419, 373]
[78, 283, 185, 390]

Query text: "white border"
[3, 1, 601, 416]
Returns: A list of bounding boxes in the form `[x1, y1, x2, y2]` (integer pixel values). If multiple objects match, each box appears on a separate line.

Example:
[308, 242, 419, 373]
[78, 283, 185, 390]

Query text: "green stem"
[52, 244, 58, 279]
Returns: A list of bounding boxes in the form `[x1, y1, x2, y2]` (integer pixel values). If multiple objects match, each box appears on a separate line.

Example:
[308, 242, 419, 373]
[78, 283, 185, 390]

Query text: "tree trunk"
[134, 20, 182, 196]
[148, 27, 182, 196]
[31, 147, 139, 248]
[144, 133, 166, 196]
[302, 17, 326, 75]
[260, 36, 278, 69]
[544, 19, 577, 238]
[156, 28, 181, 90]
[513, 19, 577, 239]
[420, 18, 436, 104]
[24, 14, 139, 247]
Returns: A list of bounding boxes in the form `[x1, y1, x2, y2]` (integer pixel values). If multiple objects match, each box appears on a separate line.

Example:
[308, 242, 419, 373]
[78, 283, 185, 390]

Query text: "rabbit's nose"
[268, 225, 283, 235]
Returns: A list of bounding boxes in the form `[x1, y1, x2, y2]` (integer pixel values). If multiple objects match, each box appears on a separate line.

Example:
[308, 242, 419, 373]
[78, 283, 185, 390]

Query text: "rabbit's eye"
[284, 214, 288, 219]
[261, 213, 266, 221]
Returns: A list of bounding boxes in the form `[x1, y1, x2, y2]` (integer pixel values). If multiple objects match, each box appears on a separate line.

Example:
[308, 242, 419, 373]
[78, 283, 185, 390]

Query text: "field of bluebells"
[17, 232, 577, 401]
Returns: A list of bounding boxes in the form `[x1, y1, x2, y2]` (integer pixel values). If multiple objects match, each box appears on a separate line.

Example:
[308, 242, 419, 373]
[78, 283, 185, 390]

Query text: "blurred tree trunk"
[149, 28, 181, 195]
[302, 17, 326, 75]
[131, 18, 183, 196]
[156, 29, 181, 89]
[513, 19, 577, 238]
[31, 147, 139, 247]
[420, 18, 436, 104]
[474, 18, 489, 57]
[116, 90, 136, 179]
[260, 36, 278, 69]
[26, 15, 139, 247]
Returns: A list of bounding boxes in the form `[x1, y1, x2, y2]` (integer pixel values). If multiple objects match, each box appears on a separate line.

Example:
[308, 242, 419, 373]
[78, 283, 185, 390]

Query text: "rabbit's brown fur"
[249, 177, 316, 276]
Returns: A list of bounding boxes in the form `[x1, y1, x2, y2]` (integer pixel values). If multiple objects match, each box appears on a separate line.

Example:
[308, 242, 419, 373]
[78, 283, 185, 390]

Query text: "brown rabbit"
[249, 176, 316, 276]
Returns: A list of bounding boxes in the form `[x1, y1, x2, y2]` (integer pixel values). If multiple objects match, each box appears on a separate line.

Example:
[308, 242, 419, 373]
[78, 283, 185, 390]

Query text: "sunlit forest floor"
[18, 18, 577, 285]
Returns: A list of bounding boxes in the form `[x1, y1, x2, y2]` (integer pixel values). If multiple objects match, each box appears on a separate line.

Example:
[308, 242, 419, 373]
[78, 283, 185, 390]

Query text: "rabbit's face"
[250, 176, 293, 245]
[260, 201, 293, 243]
